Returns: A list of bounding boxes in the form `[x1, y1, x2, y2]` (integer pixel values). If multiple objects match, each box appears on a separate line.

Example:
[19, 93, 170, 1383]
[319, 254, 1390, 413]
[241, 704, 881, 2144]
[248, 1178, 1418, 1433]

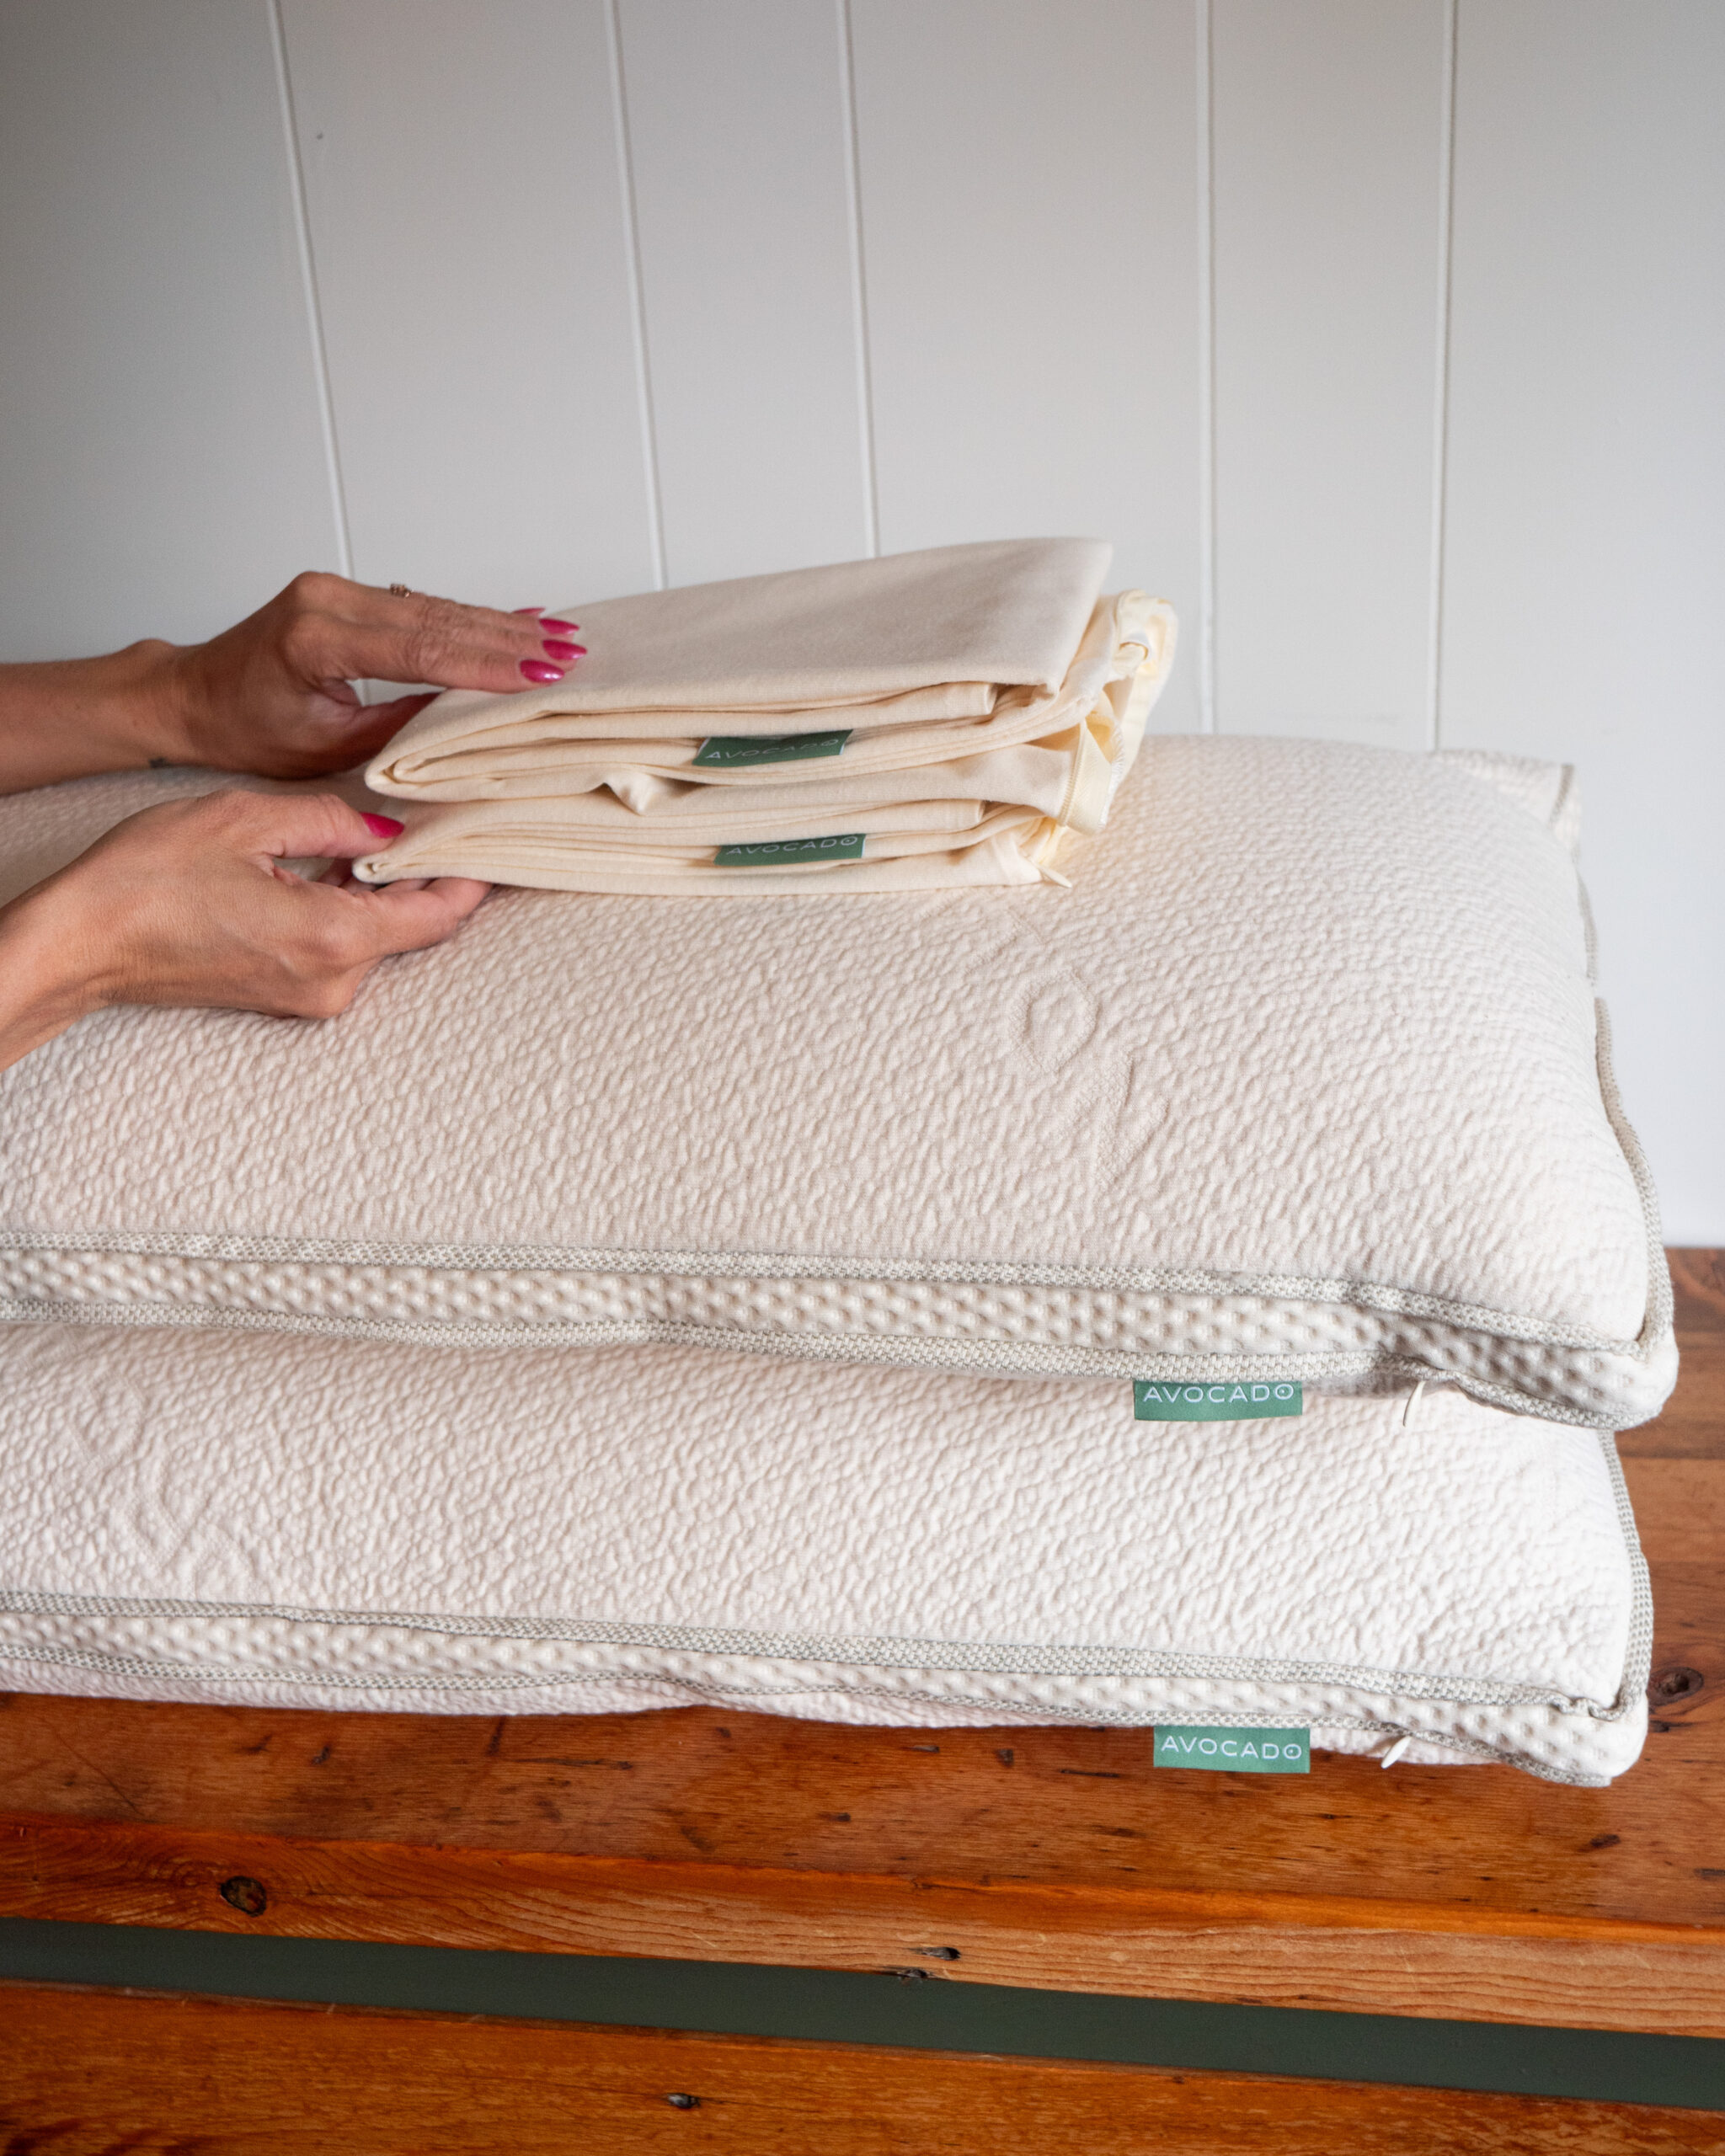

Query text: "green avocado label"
[714, 834, 866, 867]
[1155, 1727, 1310, 1774]
[1135, 1380, 1302, 1422]
[695, 730, 852, 767]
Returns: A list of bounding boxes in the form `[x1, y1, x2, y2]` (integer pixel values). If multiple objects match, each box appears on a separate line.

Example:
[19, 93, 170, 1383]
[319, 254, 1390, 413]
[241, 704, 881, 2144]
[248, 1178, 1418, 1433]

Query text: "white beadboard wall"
[0, 0, 1719, 1237]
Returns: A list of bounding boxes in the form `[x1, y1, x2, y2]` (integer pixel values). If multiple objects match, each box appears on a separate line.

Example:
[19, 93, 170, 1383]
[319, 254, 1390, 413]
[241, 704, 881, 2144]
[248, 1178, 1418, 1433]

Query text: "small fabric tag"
[1154, 1727, 1311, 1774]
[714, 835, 866, 867]
[1135, 1380, 1302, 1422]
[695, 730, 852, 767]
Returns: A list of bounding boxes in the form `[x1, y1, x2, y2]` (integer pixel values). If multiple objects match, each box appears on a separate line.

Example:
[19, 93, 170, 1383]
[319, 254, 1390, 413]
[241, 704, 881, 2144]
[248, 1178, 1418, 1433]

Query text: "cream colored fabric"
[364, 802, 1068, 895]
[360, 573, 1174, 894]
[371, 537, 1114, 782]
[0, 737, 1674, 1425]
[0, 1322, 1651, 1781]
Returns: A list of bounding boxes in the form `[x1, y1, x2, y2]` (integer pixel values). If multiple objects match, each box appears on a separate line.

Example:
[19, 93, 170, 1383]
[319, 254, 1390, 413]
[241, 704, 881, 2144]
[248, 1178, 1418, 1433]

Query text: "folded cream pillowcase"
[0, 736, 1674, 1426]
[0, 1322, 1650, 1782]
[362, 802, 1073, 895]
[360, 591, 1174, 893]
[371, 537, 1114, 782]
[359, 547, 1173, 893]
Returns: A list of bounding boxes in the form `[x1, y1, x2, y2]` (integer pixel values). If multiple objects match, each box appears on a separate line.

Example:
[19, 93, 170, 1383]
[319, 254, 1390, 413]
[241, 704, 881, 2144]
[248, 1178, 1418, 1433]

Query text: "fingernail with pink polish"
[361, 814, 404, 839]
[520, 659, 565, 683]
[542, 640, 585, 662]
[539, 617, 579, 634]
[511, 606, 544, 616]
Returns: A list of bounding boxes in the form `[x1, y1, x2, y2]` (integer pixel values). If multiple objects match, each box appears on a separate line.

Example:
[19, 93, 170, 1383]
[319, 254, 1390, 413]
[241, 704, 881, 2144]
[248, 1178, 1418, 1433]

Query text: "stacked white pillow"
[0, 1322, 1648, 1784]
[0, 736, 1673, 1427]
[0, 722, 1668, 1780]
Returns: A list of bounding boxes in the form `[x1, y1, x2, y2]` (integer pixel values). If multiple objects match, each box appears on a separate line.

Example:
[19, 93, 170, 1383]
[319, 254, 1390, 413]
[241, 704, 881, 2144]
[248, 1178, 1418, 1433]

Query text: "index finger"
[181, 787, 386, 867]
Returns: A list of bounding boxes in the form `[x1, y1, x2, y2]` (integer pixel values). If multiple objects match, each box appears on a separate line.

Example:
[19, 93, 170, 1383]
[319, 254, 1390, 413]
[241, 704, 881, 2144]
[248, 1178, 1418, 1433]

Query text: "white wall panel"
[1210, 0, 1447, 745]
[280, 0, 656, 608]
[0, 0, 339, 660]
[1440, 0, 1725, 1241]
[850, 0, 1204, 734]
[617, 0, 868, 585]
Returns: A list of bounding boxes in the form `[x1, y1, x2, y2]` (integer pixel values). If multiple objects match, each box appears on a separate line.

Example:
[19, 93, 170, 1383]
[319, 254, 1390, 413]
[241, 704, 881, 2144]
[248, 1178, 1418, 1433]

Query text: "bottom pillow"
[0, 1321, 1649, 1784]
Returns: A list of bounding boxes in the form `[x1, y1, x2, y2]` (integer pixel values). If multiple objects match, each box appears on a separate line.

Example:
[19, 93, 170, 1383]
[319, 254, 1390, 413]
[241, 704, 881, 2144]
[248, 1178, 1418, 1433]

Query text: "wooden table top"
[2, 1251, 1721, 2040]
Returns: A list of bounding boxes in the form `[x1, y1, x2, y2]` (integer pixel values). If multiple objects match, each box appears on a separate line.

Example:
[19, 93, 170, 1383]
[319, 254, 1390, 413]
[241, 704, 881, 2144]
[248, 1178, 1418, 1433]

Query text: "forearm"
[0, 640, 192, 793]
[0, 883, 98, 1072]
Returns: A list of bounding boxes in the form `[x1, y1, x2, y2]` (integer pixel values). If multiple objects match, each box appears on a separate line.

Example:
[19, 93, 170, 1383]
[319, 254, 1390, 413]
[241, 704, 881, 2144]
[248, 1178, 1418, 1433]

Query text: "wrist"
[110, 638, 200, 766]
[0, 880, 107, 1072]
[44, 638, 190, 767]
[0, 639, 193, 782]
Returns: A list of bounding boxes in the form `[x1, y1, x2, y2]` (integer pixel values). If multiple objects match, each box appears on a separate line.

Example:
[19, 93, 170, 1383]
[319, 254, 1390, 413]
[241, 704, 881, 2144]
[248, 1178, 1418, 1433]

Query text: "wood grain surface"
[0, 1252, 1720, 2040]
[3, 1979, 1718, 2155]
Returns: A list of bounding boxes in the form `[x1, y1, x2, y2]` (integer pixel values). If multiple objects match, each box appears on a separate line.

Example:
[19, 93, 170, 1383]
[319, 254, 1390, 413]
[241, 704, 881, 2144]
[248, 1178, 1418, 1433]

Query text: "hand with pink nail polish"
[0, 571, 586, 792]
[0, 790, 489, 1071]
[0, 574, 530, 1070]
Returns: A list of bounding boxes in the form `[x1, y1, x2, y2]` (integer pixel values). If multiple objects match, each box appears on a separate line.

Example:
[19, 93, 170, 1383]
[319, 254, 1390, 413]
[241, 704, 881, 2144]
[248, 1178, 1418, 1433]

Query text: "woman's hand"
[163, 573, 581, 776]
[0, 573, 583, 793]
[0, 790, 489, 1071]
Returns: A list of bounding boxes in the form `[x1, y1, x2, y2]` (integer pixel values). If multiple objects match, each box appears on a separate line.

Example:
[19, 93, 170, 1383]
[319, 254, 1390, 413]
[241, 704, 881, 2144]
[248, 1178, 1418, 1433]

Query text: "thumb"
[284, 691, 440, 768]
[358, 691, 439, 739]
[349, 877, 492, 957]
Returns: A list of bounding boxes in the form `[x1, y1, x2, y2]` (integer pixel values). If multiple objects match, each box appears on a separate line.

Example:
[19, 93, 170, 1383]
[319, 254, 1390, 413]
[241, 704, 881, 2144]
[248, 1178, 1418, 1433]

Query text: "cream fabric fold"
[362, 805, 1067, 894]
[371, 537, 1114, 792]
[358, 586, 1176, 894]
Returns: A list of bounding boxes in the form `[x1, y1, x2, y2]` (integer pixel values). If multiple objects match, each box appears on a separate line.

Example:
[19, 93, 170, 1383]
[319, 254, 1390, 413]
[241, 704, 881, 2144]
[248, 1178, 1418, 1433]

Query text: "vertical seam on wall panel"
[1196, 0, 1217, 734]
[836, 0, 882, 557]
[606, 0, 669, 590]
[267, 0, 353, 579]
[1425, 0, 1459, 752]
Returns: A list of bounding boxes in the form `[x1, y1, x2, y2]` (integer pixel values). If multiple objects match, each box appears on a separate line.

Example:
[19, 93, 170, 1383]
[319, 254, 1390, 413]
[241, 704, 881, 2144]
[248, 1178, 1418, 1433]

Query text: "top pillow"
[0, 735, 1673, 1428]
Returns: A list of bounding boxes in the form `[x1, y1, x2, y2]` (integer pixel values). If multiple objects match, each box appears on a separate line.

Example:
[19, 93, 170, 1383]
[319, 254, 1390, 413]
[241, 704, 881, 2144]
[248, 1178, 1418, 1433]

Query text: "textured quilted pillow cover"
[0, 1323, 1649, 1783]
[0, 736, 1673, 1427]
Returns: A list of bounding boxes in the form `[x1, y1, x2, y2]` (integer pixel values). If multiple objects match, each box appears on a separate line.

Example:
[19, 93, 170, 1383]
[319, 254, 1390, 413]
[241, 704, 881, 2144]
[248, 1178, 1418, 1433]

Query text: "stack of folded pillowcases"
[355, 539, 1177, 893]
[0, 544, 1673, 1786]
